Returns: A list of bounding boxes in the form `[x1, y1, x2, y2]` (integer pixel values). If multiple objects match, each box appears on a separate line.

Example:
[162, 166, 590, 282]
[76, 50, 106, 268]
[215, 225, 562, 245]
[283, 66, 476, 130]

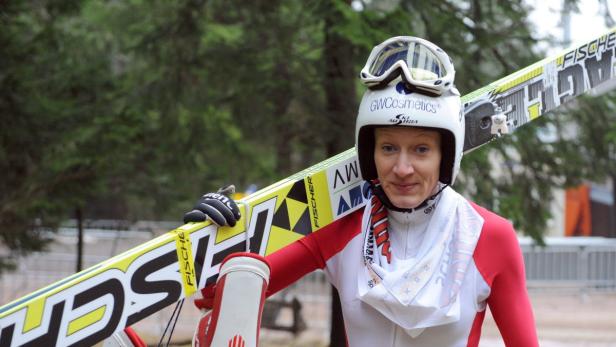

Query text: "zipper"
[393, 324, 399, 346]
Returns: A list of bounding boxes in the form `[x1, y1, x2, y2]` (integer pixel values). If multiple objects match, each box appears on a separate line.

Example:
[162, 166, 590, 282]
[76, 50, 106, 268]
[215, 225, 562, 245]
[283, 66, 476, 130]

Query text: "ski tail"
[463, 26, 616, 153]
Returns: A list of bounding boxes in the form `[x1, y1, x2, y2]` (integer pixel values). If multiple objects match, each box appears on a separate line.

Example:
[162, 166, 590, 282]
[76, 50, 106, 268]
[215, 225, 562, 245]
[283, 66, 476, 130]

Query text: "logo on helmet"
[389, 114, 419, 125]
[369, 96, 438, 113]
[395, 82, 413, 95]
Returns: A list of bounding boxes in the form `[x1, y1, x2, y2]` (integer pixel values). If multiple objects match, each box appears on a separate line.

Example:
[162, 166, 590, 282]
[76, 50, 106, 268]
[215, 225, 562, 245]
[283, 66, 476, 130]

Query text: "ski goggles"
[360, 36, 455, 96]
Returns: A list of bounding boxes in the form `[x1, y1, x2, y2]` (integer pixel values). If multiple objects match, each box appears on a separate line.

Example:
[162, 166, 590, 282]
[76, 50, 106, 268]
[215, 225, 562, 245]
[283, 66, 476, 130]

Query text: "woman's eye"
[416, 145, 430, 154]
[382, 144, 396, 153]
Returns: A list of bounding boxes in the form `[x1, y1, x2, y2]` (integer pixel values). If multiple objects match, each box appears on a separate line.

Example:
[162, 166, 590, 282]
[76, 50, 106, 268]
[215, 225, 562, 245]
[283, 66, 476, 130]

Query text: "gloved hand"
[183, 185, 241, 227]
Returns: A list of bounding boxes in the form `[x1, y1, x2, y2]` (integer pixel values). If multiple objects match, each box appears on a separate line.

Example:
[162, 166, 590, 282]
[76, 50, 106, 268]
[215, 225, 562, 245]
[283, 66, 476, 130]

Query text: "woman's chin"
[388, 196, 422, 210]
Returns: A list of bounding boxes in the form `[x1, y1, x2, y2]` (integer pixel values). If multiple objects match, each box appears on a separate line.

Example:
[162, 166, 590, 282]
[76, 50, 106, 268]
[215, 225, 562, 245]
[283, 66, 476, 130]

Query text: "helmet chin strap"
[370, 180, 448, 213]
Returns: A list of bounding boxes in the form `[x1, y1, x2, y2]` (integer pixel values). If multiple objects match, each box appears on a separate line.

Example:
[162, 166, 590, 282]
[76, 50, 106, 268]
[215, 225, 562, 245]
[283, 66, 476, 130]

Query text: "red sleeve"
[195, 209, 364, 309]
[472, 203, 539, 347]
[265, 209, 363, 296]
[264, 235, 322, 295]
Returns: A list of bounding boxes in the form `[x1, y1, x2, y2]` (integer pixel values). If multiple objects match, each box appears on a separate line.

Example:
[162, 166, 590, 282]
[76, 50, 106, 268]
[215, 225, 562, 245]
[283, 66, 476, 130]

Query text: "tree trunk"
[323, 3, 357, 157]
[611, 174, 616, 238]
[322, 2, 357, 346]
[76, 207, 83, 273]
[329, 285, 346, 346]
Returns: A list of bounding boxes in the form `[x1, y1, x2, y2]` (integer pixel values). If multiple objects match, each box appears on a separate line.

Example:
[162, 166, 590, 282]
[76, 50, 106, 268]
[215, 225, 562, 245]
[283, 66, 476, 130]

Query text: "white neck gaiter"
[357, 186, 484, 338]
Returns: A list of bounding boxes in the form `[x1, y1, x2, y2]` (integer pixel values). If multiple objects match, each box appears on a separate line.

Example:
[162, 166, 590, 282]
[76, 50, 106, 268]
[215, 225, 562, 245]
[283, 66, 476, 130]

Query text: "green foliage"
[1, 1, 118, 270]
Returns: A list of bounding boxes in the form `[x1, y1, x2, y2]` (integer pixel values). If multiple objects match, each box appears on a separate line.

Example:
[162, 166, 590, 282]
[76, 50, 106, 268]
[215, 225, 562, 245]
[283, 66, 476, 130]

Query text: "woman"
[187, 37, 539, 346]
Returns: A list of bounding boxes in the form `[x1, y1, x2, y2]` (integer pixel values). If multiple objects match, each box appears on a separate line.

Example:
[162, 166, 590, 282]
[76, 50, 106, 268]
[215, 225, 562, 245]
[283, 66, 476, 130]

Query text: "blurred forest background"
[1, 0, 616, 275]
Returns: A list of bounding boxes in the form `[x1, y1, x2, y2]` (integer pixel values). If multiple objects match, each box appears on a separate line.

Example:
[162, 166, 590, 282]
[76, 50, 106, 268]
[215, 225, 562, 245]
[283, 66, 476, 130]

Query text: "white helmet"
[355, 81, 464, 185]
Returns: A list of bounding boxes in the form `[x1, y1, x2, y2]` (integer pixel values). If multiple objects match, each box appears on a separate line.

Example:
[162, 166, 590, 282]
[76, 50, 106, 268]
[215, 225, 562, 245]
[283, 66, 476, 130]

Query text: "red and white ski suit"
[262, 200, 539, 347]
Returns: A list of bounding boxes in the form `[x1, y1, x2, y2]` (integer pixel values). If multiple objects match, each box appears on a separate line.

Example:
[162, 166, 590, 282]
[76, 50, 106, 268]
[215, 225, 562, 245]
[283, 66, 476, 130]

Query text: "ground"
[481, 291, 616, 347]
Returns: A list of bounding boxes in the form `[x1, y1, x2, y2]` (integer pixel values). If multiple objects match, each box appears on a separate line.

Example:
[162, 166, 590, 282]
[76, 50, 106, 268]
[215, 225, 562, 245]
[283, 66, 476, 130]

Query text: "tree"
[561, 92, 616, 234]
[0, 0, 132, 271]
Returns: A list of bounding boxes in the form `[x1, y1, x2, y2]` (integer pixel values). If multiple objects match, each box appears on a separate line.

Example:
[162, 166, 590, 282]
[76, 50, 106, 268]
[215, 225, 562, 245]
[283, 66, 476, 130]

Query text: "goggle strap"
[367, 72, 442, 97]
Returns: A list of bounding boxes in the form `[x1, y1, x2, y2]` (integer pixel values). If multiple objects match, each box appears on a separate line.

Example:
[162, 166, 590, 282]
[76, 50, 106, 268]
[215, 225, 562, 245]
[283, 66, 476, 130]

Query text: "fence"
[520, 236, 616, 291]
[1, 227, 615, 344]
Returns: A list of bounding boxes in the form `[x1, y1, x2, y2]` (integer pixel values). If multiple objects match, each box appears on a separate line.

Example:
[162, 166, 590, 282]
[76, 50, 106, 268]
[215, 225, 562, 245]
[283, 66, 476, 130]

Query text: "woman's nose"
[393, 154, 415, 176]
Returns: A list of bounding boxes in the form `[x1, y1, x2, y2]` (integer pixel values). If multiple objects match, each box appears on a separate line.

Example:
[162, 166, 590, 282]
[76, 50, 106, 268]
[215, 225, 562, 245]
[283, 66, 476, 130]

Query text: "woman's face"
[374, 127, 442, 209]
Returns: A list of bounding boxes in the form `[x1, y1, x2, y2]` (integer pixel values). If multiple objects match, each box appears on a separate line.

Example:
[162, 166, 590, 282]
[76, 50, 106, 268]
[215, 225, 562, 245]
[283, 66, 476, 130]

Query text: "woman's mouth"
[391, 182, 419, 193]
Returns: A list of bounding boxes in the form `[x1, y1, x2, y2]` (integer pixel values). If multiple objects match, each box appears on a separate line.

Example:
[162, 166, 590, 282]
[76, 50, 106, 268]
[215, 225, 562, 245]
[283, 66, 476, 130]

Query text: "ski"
[1, 26, 615, 347]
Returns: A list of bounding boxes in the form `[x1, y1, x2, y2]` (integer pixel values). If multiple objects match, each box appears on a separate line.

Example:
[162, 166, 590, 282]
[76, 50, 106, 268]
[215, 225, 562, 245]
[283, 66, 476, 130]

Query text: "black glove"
[183, 185, 241, 226]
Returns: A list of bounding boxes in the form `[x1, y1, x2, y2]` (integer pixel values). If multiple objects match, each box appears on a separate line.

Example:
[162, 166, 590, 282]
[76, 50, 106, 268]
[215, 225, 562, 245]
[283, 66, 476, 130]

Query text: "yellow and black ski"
[1, 26, 615, 347]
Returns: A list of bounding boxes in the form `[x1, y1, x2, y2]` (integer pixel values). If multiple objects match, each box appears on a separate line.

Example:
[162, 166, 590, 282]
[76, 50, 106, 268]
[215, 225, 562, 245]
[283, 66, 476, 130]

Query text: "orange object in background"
[565, 184, 592, 237]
